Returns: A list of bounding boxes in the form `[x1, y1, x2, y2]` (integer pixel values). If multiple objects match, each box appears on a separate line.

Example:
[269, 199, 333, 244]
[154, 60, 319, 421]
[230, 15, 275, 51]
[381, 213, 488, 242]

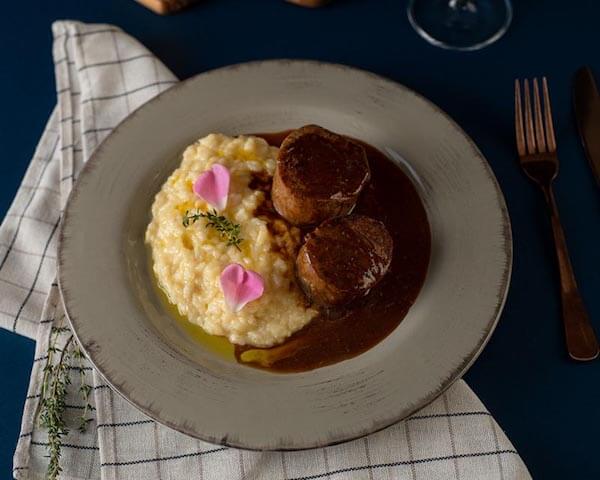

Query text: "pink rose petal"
[193, 164, 230, 211]
[220, 263, 264, 313]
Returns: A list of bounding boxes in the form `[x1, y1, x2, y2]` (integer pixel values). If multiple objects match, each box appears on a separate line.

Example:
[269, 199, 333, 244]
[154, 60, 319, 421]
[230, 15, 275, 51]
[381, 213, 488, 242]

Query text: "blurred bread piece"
[135, 0, 200, 15]
[286, 0, 331, 7]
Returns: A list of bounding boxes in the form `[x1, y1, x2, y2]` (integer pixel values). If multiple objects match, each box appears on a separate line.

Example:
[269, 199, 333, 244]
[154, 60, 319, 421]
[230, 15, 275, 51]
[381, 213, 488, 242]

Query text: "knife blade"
[573, 66, 600, 186]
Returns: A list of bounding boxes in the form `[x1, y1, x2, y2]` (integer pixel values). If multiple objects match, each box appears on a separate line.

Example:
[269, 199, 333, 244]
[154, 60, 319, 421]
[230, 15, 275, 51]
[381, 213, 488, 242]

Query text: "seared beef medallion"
[296, 214, 393, 306]
[272, 125, 370, 226]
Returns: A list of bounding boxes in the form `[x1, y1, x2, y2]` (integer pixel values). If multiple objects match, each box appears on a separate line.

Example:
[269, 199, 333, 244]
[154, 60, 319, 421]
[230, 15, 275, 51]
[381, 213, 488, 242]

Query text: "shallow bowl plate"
[59, 60, 511, 450]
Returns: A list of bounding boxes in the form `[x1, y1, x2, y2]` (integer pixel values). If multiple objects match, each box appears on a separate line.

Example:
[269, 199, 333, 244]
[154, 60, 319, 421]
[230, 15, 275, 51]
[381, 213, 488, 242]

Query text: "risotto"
[145, 133, 317, 347]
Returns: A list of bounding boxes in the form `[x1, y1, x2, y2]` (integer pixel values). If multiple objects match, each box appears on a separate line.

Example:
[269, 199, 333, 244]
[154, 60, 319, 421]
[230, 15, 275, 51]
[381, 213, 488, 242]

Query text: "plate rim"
[58, 59, 513, 450]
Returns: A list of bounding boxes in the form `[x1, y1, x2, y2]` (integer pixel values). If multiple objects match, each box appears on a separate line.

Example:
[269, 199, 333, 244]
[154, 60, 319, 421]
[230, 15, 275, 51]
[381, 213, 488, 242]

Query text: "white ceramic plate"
[59, 60, 511, 450]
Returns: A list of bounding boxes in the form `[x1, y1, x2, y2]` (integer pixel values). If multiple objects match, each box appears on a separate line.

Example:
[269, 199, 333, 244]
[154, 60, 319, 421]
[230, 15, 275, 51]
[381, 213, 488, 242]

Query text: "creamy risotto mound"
[145, 134, 317, 347]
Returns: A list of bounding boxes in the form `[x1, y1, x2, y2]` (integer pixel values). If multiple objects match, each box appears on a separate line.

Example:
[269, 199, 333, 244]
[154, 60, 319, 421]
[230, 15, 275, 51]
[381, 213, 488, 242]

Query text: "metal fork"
[515, 78, 599, 361]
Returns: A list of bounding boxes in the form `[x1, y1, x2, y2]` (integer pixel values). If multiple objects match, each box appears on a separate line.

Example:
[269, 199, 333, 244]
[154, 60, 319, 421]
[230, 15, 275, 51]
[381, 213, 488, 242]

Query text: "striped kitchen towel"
[0, 20, 531, 480]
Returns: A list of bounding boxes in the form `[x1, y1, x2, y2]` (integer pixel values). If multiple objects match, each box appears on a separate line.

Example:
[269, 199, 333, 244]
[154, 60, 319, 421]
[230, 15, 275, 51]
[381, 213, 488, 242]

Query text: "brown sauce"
[234, 131, 431, 372]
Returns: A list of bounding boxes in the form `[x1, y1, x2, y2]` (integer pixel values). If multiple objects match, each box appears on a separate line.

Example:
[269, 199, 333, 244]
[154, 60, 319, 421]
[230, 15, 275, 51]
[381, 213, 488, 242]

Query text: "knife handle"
[543, 185, 599, 361]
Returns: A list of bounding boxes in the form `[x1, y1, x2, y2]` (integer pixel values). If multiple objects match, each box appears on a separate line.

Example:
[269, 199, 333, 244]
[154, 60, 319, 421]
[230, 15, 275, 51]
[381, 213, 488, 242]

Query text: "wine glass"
[407, 0, 513, 51]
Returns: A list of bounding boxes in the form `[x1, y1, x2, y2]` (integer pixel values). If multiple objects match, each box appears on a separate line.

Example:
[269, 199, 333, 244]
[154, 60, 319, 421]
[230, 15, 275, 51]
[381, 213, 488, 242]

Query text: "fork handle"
[542, 185, 599, 361]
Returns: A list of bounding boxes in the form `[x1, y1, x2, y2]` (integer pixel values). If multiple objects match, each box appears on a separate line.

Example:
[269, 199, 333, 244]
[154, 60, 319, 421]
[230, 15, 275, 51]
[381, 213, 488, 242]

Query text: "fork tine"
[532, 78, 546, 153]
[542, 77, 557, 153]
[523, 79, 537, 154]
[514, 79, 526, 156]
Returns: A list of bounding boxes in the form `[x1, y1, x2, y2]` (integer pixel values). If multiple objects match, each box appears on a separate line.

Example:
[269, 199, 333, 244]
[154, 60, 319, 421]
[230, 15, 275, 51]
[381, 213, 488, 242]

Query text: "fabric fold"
[0, 20, 530, 480]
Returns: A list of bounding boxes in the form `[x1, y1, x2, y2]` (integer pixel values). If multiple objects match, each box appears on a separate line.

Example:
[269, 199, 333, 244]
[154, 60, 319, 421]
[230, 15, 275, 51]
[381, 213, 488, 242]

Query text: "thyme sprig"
[37, 323, 95, 480]
[183, 208, 243, 250]
[38, 328, 74, 480]
[71, 346, 94, 433]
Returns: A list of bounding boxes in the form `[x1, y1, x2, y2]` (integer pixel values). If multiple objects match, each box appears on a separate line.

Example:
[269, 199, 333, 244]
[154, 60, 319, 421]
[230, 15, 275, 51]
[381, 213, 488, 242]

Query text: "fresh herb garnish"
[36, 322, 94, 480]
[71, 345, 95, 433]
[183, 208, 243, 250]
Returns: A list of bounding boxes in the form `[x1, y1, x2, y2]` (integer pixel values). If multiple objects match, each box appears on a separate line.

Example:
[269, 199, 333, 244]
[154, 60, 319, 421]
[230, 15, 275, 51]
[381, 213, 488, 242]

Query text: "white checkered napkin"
[0, 20, 532, 480]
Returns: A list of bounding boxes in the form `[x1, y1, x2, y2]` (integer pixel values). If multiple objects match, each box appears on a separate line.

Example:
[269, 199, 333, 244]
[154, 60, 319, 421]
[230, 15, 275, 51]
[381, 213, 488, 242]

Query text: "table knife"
[573, 66, 600, 186]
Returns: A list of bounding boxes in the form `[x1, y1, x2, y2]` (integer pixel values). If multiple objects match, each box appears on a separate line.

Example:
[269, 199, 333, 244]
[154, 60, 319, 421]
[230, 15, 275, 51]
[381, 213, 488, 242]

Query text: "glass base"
[408, 0, 513, 51]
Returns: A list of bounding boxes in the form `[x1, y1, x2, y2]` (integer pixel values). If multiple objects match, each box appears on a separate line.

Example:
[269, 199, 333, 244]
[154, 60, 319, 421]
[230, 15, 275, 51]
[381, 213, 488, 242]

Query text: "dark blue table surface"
[2, 1, 599, 478]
